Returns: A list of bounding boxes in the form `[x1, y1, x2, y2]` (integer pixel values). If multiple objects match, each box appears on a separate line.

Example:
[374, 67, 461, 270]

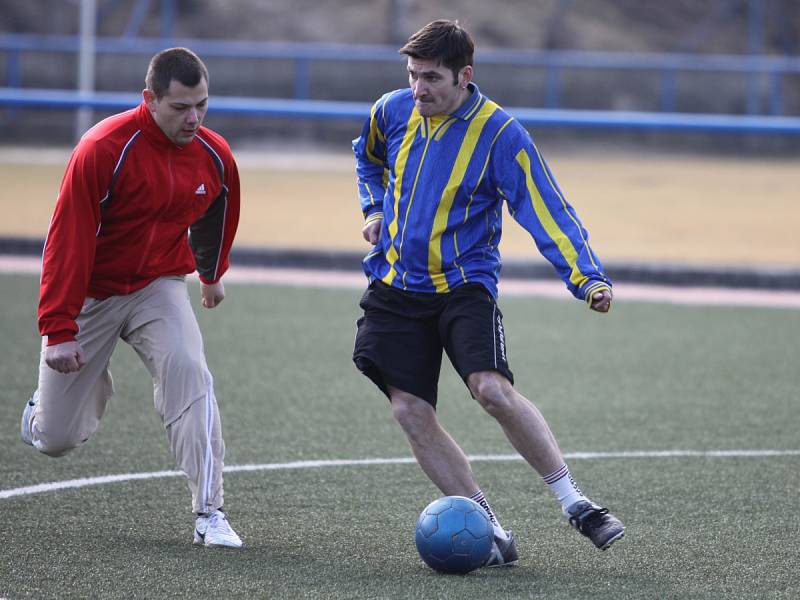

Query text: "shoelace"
[570, 506, 609, 533]
[207, 511, 233, 534]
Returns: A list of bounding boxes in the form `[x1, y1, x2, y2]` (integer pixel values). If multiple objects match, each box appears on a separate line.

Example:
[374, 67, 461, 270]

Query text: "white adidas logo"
[195, 183, 206, 195]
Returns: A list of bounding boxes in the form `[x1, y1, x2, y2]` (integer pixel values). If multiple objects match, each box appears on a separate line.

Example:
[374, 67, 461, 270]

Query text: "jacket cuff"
[583, 281, 612, 305]
[364, 210, 383, 225]
[46, 330, 77, 346]
[363, 207, 383, 222]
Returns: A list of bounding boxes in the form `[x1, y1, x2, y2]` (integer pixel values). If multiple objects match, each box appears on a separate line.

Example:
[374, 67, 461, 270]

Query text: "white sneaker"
[193, 510, 243, 548]
[20, 392, 38, 446]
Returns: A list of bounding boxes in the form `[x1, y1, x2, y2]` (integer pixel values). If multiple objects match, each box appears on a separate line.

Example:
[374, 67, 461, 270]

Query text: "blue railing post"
[122, 0, 152, 38]
[659, 69, 677, 112]
[6, 48, 21, 88]
[768, 71, 784, 116]
[746, 0, 765, 115]
[294, 58, 311, 100]
[746, 71, 762, 115]
[160, 0, 177, 41]
[544, 65, 560, 109]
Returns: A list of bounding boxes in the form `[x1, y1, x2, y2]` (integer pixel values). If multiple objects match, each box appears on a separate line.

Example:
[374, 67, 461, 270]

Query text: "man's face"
[144, 78, 208, 145]
[407, 57, 471, 117]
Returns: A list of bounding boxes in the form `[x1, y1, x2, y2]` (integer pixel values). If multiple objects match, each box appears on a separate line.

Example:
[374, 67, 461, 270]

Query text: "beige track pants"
[30, 276, 225, 513]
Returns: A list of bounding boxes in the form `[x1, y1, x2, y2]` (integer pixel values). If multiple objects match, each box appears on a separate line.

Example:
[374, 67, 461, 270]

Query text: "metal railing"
[2, 33, 799, 115]
[3, 87, 800, 135]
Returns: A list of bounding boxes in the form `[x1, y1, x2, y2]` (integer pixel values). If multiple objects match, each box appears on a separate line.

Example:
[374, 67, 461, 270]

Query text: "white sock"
[542, 464, 586, 512]
[470, 489, 508, 539]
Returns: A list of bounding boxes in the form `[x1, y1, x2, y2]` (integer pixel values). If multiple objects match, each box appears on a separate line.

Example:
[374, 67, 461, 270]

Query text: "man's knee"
[34, 432, 82, 458]
[468, 371, 515, 416]
[390, 390, 435, 434]
[159, 349, 211, 403]
[163, 347, 207, 378]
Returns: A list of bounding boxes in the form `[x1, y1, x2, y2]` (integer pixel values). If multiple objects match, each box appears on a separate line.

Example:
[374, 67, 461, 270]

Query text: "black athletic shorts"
[352, 280, 514, 407]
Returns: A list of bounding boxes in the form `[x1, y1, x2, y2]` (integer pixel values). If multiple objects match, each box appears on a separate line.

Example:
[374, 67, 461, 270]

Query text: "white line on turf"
[2, 450, 798, 500]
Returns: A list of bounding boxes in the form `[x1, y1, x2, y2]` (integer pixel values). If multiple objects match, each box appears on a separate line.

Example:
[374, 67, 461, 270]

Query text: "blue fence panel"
[1, 33, 799, 114]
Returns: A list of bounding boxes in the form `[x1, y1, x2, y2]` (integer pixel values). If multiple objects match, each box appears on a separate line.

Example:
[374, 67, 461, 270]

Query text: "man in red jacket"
[20, 47, 243, 548]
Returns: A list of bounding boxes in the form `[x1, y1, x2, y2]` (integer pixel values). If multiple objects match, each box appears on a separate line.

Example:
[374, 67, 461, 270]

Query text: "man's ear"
[459, 65, 473, 89]
[142, 88, 156, 110]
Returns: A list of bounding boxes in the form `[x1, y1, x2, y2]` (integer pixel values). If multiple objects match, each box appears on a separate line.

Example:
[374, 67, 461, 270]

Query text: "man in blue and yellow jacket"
[352, 19, 624, 566]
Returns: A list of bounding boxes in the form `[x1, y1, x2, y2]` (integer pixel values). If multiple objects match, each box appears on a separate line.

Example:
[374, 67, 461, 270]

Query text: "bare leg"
[388, 385, 478, 496]
[467, 370, 564, 476]
[465, 371, 625, 551]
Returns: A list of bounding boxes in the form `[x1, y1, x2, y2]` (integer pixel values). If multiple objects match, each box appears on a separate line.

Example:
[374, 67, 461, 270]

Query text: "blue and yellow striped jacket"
[353, 82, 611, 302]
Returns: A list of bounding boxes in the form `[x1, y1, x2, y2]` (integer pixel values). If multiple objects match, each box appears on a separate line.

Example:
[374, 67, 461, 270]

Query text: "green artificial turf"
[1, 273, 798, 598]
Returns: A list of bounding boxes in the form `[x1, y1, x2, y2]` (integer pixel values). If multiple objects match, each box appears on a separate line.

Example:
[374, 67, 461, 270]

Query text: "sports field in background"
[1, 147, 799, 267]
[1, 272, 798, 598]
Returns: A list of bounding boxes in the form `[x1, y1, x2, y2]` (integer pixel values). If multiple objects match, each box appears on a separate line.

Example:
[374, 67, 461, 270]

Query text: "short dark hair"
[145, 47, 209, 99]
[399, 20, 474, 82]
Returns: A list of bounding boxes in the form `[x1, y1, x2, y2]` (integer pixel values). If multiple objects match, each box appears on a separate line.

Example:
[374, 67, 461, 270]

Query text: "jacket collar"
[451, 82, 483, 121]
[135, 101, 192, 150]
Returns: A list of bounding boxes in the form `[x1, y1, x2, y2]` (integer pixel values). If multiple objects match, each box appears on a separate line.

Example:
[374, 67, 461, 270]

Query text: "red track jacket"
[38, 102, 240, 345]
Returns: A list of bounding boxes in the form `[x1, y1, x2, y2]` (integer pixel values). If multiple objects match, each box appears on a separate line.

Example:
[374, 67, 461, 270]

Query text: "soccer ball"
[414, 496, 494, 574]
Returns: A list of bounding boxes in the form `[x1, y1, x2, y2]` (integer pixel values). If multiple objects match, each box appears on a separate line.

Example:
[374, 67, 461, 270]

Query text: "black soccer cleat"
[484, 530, 519, 567]
[566, 501, 625, 550]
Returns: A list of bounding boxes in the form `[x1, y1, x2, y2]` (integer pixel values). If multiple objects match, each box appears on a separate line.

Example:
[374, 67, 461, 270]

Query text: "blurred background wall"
[1, 0, 799, 151]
